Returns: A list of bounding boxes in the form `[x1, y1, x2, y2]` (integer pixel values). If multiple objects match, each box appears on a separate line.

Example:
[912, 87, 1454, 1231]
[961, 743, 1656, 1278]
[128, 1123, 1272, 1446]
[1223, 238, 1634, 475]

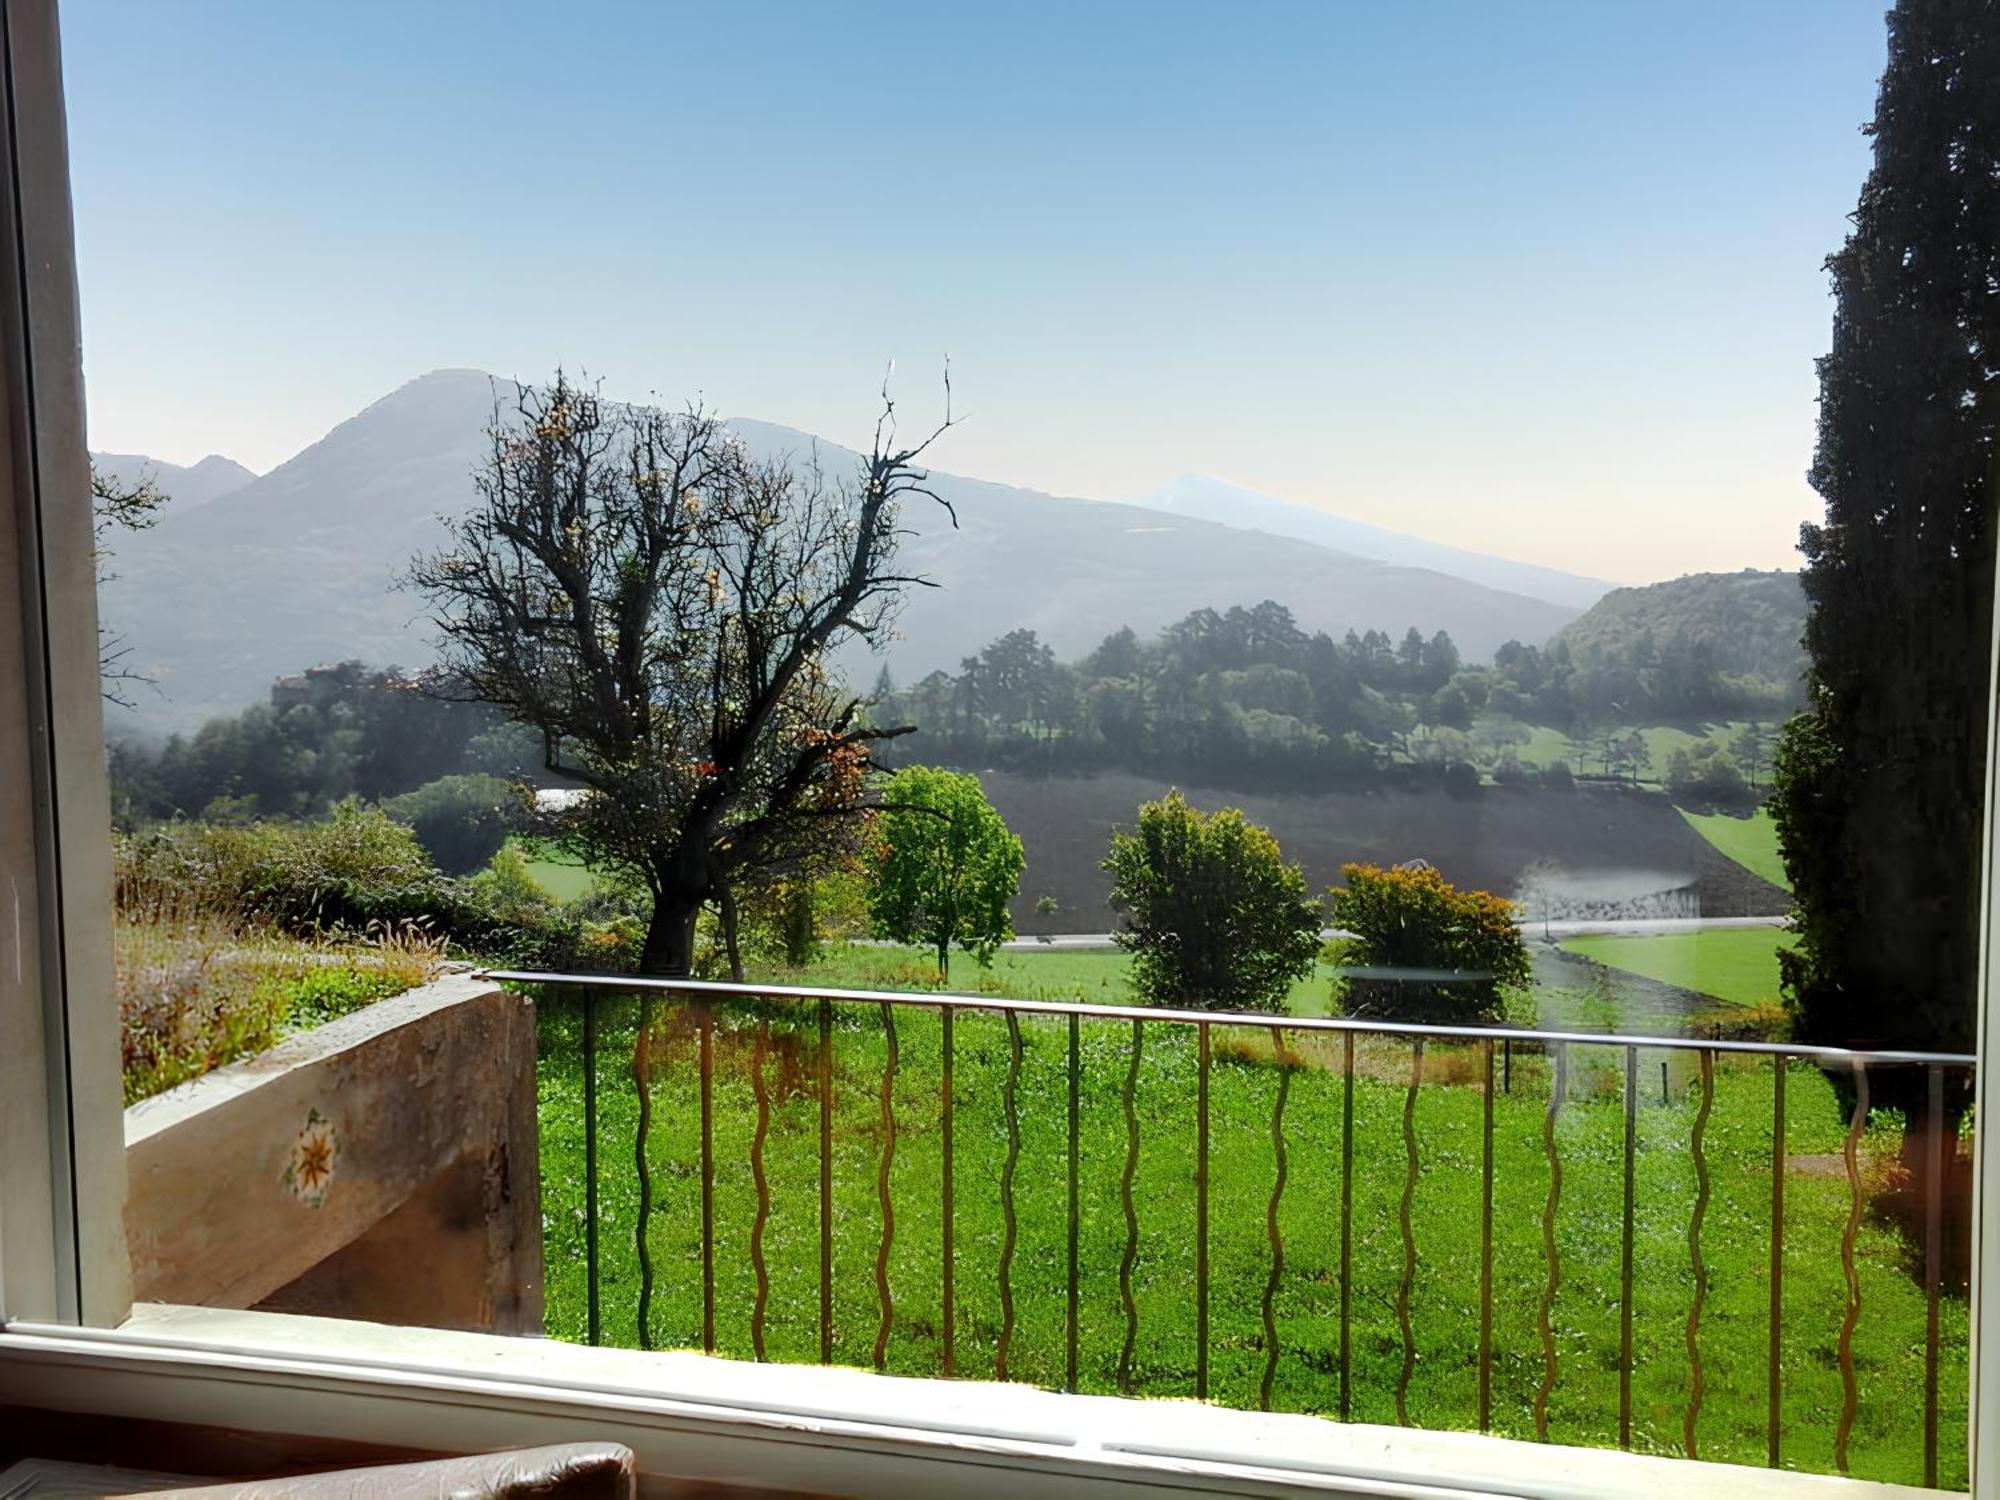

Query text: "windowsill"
[0, 1305, 1953, 1499]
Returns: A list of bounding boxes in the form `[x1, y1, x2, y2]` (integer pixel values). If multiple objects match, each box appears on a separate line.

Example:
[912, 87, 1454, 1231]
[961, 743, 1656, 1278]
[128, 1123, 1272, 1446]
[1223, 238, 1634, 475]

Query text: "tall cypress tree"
[1771, 0, 2000, 1114]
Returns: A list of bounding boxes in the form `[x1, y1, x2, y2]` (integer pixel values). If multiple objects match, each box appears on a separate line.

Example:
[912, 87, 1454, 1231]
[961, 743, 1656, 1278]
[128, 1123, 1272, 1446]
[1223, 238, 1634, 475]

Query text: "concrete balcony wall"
[123, 973, 542, 1336]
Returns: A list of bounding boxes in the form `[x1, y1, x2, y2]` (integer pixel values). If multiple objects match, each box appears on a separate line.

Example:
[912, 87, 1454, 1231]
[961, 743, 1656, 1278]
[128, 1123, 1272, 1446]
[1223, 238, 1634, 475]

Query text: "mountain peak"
[188, 453, 258, 480]
[90, 449, 255, 511]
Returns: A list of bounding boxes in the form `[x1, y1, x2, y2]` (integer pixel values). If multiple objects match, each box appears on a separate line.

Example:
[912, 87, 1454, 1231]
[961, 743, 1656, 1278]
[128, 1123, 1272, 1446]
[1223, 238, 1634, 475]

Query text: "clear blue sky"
[63, 0, 1887, 581]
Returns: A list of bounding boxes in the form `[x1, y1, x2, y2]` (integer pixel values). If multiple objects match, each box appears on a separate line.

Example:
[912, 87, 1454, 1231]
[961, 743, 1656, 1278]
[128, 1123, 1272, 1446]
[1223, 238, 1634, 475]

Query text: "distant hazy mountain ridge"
[91, 450, 256, 510]
[99, 369, 1591, 731]
[1132, 473, 1616, 609]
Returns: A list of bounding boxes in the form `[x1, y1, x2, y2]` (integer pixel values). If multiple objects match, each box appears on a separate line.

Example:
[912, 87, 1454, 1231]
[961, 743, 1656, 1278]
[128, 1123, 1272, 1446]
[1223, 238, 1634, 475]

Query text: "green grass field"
[1490, 719, 1761, 790]
[1678, 807, 1790, 892]
[780, 942, 1346, 1016]
[534, 996, 1967, 1487]
[1561, 928, 1796, 1009]
[505, 836, 605, 901]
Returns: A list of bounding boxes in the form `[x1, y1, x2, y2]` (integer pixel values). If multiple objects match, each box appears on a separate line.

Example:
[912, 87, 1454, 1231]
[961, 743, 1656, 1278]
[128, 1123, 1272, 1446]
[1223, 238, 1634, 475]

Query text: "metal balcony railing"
[488, 970, 1976, 1488]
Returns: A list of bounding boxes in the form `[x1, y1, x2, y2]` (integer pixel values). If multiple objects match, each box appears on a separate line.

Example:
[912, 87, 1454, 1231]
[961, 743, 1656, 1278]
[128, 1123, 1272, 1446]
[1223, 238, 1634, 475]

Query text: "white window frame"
[2, 0, 1997, 1493]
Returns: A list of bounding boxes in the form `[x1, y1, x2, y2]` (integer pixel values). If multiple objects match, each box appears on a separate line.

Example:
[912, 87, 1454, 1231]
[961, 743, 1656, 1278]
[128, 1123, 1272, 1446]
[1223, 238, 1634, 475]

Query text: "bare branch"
[404, 372, 959, 973]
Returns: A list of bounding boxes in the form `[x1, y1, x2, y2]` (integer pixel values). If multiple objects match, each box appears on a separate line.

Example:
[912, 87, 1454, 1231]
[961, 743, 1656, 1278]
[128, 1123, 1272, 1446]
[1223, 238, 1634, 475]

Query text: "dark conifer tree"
[1771, 0, 1999, 1109]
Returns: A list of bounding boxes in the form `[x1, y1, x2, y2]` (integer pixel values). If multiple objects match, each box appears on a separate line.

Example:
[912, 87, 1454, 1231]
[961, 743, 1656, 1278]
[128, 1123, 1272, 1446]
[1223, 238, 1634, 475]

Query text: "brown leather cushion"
[129, 1444, 636, 1500]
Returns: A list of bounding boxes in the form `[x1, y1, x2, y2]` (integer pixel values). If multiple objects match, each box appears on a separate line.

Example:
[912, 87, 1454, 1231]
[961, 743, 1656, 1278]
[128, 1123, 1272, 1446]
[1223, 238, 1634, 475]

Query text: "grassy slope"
[1493, 719, 1753, 783]
[1677, 807, 1790, 892]
[1560, 928, 1796, 1009]
[536, 998, 1965, 1487]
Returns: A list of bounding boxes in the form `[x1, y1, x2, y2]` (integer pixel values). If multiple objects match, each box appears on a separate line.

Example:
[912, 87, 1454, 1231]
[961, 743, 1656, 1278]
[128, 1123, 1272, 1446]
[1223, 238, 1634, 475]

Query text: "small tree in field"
[408, 373, 954, 975]
[1104, 791, 1321, 1012]
[1328, 862, 1531, 1024]
[866, 767, 1024, 978]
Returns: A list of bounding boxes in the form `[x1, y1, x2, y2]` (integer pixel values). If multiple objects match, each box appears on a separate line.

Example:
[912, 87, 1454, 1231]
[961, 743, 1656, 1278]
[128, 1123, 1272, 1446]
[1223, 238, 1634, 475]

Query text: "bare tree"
[92, 460, 170, 706]
[408, 373, 954, 975]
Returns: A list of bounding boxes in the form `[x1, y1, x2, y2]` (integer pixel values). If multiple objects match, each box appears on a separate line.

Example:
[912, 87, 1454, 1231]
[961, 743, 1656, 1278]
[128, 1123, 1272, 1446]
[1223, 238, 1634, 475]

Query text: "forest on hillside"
[108, 573, 1803, 823]
[875, 592, 1800, 787]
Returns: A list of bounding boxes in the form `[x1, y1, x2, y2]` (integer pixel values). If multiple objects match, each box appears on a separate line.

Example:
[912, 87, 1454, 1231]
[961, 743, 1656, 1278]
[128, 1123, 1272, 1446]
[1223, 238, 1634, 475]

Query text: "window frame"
[1, 0, 1996, 1493]
[0, 0, 125, 1332]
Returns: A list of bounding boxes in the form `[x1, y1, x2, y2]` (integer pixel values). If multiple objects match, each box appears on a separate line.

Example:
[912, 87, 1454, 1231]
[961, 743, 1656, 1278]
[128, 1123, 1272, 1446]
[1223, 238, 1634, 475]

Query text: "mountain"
[1132, 473, 1615, 609]
[91, 450, 256, 511]
[100, 369, 1585, 732]
[1553, 569, 1807, 683]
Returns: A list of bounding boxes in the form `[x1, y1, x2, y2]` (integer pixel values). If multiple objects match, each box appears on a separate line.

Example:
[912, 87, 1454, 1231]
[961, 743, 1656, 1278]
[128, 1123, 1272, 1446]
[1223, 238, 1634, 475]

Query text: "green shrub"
[116, 806, 591, 970]
[467, 841, 556, 918]
[1328, 861, 1532, 1024]
[1104, 791, 1321, 1012]
[1664, 744, 1754, 808]
[383, 774, 521, 874]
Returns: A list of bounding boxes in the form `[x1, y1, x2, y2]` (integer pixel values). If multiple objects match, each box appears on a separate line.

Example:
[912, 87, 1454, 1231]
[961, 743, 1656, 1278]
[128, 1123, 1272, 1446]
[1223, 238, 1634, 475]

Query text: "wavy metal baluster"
[581, 991, 601, 1348]
[1684, 1048, 1713, 1460]
[1067, 1010, 1081, 1391]
[941, 1005, 956, 1378]
[1924, 1063, 1944, 1489]
[632, 995, 657, 1351]
[1620, 1046, 1637, 1450]
[874, 1001, 897, 1370]
[699, 1000, 716, 1354]
[1478, 1036, 1494, 1432]
[1118, 1019, 1142, 1394]
[1197, 1021, 1211, 1401]
[1260, 1026, 1293, 1411]
[1395, 1037, 1423, 1426]
[1768, 1053, 1786, 1468]
[997, 1009, 1022, 1381]
[1835, 1057, 1869, 1474]
[1339, 1029, 1355, 1422]
[1535, 1042, 1565, 1442]
[750, 1018, 770, 1362]
[818, 996, 833, 1364]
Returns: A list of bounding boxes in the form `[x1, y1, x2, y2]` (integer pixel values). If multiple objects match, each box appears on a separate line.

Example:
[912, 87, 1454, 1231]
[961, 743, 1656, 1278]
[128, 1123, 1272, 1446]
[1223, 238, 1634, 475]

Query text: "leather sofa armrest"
[128, 1444, 637, 1500]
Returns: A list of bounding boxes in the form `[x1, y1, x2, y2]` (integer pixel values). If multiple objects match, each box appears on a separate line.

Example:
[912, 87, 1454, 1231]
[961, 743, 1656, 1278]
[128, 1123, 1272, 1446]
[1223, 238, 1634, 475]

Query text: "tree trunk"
[641, 897, 700, 978]
[781, 882, 815, 967]
[718, 886, 745, 983]
[935, 938, 950, 981]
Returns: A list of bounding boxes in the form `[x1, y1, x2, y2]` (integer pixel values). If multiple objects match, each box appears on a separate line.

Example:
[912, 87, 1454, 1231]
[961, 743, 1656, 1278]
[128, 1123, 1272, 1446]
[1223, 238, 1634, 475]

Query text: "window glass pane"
[63, 0, 1994, 1488]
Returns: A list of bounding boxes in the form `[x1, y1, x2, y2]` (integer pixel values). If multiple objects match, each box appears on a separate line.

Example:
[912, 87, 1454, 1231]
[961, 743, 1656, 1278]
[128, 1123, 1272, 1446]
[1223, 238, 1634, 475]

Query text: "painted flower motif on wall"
[281, 1108, 339, 1207]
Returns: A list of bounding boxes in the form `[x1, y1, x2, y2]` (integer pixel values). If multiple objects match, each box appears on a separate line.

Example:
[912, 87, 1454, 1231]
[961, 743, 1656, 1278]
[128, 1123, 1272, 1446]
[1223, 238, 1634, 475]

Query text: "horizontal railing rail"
[487, 968, 1976, 1490]
[485, 970, 1978, 1065]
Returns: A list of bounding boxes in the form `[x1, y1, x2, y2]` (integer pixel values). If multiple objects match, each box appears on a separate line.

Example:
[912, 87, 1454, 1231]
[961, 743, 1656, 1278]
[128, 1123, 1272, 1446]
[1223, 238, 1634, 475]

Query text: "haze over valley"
[97, 368, 1652, 733]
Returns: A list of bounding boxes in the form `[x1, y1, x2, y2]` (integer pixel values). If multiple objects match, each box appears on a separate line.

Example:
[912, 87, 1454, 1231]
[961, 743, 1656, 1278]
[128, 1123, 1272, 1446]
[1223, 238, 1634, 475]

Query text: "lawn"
[506, 836, 606, 902]
[1561, 928, 1796, 1010]
[1678, 807, 1790, 892]
[534, 994, 1968, 1488]
[786, 941, 1346, 1016]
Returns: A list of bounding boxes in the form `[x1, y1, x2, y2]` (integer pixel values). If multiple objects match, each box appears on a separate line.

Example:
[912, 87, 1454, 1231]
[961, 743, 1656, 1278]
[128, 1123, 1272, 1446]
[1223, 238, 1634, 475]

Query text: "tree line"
[873, 603, 1791, 790]
[108, 661, 542, 826]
